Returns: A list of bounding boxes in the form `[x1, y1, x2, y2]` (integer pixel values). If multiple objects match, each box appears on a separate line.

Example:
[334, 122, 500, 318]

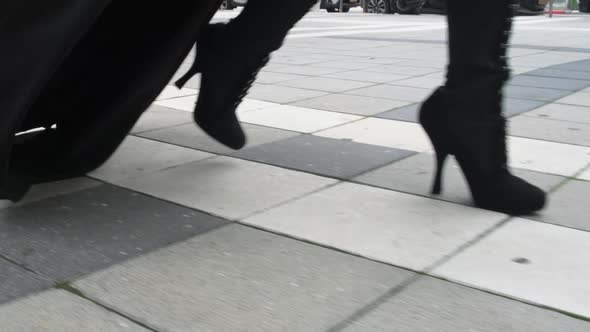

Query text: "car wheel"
[366, 0, 391, 13]
[425, 0, 445, 10]
[342, 7, 350, 12]
[327, 7, 337, 12]
[396, 0, 424, 14]
[219, 0, 233, 10]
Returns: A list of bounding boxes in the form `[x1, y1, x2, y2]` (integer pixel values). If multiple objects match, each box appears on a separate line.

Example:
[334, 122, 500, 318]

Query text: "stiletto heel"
[432, 150, 448, 195]
[175, 50, 201, 89]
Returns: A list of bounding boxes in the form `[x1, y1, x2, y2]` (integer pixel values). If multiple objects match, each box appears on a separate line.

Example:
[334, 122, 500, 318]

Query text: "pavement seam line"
[328, 213, 590, 330]
[323, 214, 513, 331]
[0, 254, 52, 282]
[55, 282, 161, 332]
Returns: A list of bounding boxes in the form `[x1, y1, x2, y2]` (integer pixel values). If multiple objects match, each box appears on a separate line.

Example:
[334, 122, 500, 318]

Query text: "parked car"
[364, 0, 433, 14]
[320, 0, 362, 13]
[579, 0, 589, 12]
[517, 0, 547, 15]
[364, 0, 547, 15]
[219, 0, 247, 10]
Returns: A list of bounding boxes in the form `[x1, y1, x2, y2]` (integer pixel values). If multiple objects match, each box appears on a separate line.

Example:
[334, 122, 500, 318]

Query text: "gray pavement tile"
[114, 156, 337, 220]
[579, 167, 590, 181]
[351, 84, 431, 103]
[263, 64, 346, 76]
[509, 75, 590, 91]
[269, 56, 325, 66]
[231, 135, 416, 179]
[0, 289, 149, 331]
[291, 94, 412, 116]
[375, 103, 419, 122]
[138, 123, 300, 155]
[0, 184, 227, 281]
[240, 104, 361, 133]
[244, 181, 505, 271]
[309, 61, 381, 70]
[504, 98, 547, 117]
[255, 71, 307, 84]
[0, 258, 52, 305]
[525, 68, 590, 81]
[156, 86, 198, 101]
[389, 76, 443, 89]
[354, 153, 564, 208]
[343, 276, 590, 332]
[75, 225, 414, 332]
[324, 70, 411, 84]
[504, 85, 572, 102]
[247, 84, 329, 103]
[508, 136, 590, 177]
[525, 103, 590, 124]
[315, 117, 431, 153]
[556, 91, 590, 107]
[373, 98, 544, 121]
[89, 136, 213, 183]
[393, 59, 446, 70]
[433, 218, 590, 318]
[530, 179, 590, 232]
[131, 105, 193, 134]
[509, 115, 590, 146]
[365, 65, 441, 76]
[551, 59, 590, 72]
[179, 77, 200, 89]
[276, 77, 375, 93]
[1, 177, 101, 210]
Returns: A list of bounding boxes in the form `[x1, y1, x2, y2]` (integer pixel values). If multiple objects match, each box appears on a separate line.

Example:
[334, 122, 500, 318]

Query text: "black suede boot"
[419, 0, 546, 215]
[176, 0, 319, 149]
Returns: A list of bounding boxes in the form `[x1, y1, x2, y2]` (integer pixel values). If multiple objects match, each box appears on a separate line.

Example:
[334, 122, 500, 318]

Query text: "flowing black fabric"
[1, 1, 220, 201]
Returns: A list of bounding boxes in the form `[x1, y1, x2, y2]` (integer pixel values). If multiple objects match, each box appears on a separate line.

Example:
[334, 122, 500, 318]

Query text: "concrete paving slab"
[0, 259, 52, 305]
[138, 122, 300, 155]
[292, 93, 411, 116]
[75, 225, 414, 332]
[509, 115, 590, 146]
[89, 136, 213, 182]
[434, 218, 590, 319]
[508, 136, 590, 177]
[231, 134, 415, 179]
[0, 185, 227, 280]
[0, 289, 149, 331]
[556, 91, 590, 107]
[277, 77, 375, 93]
[244, 182, 505, 271]
[240, 105, 361, 133]
[531, 179, 590, 232]
[524, 103, 590, 124]
[344, 276, 590, 332]
[114, 156, 337, 220]
[315, 118, 431, 153]
[131, 105, 193, 134]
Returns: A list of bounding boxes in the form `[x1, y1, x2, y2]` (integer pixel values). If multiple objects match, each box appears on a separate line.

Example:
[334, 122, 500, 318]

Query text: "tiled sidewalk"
[2, 11, 590, 331]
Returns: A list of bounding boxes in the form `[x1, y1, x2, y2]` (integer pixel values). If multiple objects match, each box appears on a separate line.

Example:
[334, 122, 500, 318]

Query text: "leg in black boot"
[419, 0, 546, 215]
[176, 0, 319, 149]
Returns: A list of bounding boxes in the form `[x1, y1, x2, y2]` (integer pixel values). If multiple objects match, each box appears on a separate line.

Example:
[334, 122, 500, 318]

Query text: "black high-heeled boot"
[176, 0, 319, 149]
[176, 23, 269, 149]
[419, 0, 546, 215]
